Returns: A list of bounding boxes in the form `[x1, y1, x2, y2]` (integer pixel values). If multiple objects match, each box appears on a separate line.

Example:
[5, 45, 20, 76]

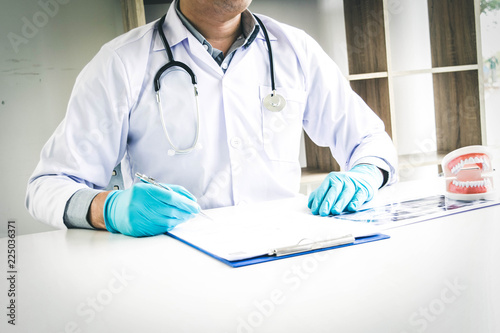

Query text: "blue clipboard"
[167, 232, 390, 268]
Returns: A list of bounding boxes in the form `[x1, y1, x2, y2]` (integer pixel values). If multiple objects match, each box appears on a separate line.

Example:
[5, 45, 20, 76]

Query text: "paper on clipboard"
[168, 196, 381, 261]
[167, 192, 500, 266]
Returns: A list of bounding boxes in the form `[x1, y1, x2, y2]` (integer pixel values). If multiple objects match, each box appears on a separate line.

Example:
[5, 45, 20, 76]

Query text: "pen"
[135, 172, 212, 220]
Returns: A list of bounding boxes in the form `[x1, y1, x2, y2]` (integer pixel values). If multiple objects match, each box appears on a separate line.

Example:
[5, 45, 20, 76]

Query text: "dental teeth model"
[441, 145, 495, 201]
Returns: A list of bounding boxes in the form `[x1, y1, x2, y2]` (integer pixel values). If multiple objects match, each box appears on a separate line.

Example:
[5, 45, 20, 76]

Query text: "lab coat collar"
[153, 1, 189, 52]
[253, 15, 277, 43]
[153, 2, 278, 52]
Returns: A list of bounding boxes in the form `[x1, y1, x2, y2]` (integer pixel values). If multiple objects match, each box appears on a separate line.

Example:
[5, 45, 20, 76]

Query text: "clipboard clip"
[269, 234, 356, 257]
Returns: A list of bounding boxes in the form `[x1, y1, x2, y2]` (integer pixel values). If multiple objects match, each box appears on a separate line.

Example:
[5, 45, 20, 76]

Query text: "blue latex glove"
[103, 182, 200, 237]
[308, 164, 383, 216]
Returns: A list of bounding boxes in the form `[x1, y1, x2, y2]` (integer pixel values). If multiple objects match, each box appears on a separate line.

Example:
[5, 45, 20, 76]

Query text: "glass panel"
[318, 0, 349, 77]
[481, 4, 500, 146]
[393, 73, 436, 155]
[388, 0, 432, 72]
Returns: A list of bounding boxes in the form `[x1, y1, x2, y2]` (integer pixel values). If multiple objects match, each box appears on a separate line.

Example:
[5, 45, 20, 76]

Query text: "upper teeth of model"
[451, 157, 489, 174]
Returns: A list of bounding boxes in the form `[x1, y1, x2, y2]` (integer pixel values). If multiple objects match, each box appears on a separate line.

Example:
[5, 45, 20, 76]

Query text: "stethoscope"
[154, 14, 286, 156]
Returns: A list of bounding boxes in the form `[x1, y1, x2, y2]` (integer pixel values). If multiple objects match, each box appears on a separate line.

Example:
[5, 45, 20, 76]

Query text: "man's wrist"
[88, 191, 112, 230]
[64, 188, 102, 229]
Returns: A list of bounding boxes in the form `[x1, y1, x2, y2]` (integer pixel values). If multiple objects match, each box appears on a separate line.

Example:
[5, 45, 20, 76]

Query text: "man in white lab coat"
[26, 0, 398, 237]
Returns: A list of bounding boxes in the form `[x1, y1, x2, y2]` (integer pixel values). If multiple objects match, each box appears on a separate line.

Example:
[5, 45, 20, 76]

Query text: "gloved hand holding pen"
[103, 182, 200, 237]
[308, 164, 383, 216]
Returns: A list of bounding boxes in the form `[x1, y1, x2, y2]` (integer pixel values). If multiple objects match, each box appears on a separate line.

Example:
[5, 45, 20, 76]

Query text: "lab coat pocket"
[260, 86, 307, 163]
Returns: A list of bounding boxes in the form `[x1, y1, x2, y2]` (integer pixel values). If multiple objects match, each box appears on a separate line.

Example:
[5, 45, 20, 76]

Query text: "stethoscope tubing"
[252, 14, 276, 94]
[153, 12, 282, 155]
[154, 60, 197, 92]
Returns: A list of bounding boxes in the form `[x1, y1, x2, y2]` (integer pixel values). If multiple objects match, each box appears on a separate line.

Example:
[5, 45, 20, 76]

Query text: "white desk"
[1, 180, 500, 333]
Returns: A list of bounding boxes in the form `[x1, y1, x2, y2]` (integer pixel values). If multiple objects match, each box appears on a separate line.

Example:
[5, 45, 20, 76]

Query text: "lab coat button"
[221, 62, 228, 70]
[230, 137, 242, 149]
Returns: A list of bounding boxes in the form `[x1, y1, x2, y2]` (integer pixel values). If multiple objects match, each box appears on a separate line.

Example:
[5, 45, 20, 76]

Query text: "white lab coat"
[26, 5, 397, 229]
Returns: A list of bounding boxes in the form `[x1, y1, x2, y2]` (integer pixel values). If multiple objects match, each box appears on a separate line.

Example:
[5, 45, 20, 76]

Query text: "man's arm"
[293, 30, 397, 214]
[25, 44, 132, 229]
[299, 33, 397, 183]
[88, 191, 111, 230]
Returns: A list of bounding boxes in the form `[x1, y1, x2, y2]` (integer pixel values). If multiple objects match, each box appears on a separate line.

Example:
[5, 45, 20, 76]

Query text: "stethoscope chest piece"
[263, 91, 286, 112]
